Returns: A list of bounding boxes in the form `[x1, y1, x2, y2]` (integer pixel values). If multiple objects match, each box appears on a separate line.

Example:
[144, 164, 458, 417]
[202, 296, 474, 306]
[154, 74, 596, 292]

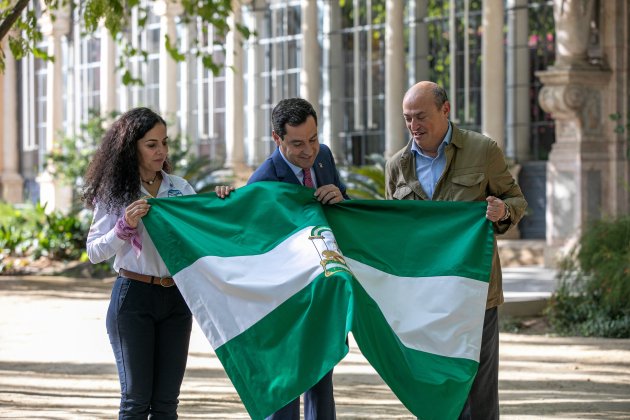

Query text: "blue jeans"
[458, 307, 499, 420]
[106, 276, 192, 420]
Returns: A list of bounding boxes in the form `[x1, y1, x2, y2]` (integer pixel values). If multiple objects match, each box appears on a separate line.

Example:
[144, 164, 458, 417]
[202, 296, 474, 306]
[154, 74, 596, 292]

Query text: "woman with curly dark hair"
[84, 107, 194, 419]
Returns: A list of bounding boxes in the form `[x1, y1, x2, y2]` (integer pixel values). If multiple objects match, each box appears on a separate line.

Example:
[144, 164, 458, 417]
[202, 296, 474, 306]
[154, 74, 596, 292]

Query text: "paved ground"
[1, 275, 629, 419]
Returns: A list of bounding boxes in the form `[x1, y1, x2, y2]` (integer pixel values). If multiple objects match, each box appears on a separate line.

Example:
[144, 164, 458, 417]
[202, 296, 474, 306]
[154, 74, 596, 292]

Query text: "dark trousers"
[106, 276, 193, 420]
[266, 370, 336, 420]
[458, 306, 500, 420]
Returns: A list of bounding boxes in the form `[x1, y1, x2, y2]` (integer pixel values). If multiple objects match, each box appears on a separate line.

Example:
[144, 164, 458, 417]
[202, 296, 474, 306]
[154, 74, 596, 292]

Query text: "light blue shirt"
[410, 122, 452, 200]
[278, 148, 318, 188]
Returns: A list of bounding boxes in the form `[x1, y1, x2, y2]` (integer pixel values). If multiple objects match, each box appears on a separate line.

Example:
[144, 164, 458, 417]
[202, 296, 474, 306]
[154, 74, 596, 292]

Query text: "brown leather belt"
[119, 268, 175, 288]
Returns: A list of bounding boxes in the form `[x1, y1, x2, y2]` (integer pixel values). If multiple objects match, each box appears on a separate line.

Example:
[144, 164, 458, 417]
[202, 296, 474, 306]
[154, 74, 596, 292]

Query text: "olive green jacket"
[385, 124, 527, 308]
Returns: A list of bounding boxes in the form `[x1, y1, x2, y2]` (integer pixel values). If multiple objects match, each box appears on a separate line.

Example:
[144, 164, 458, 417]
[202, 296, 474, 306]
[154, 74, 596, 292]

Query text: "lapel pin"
[318, 162, 323, 168]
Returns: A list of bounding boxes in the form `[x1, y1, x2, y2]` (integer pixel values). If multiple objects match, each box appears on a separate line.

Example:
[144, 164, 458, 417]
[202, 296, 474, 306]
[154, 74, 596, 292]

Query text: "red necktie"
[303, 169, 314, 188]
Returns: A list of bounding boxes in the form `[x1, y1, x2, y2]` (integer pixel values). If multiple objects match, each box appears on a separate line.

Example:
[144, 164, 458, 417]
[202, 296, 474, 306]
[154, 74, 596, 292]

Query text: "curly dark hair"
[82, 107, 171, 212]
[271, 98, 318, 139]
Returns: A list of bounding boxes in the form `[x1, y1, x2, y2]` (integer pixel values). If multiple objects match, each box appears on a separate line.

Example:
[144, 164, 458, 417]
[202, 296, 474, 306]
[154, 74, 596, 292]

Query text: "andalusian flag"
[143, 182, 493, 420]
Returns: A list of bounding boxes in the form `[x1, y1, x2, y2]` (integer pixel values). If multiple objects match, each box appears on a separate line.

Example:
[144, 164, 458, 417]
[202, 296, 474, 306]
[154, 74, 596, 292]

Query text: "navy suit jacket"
[248, 144, 349, 199]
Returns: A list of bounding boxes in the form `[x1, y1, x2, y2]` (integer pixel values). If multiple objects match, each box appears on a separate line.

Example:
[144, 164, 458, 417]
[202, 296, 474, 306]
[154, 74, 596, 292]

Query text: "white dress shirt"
[278, 148, 318, 188]
[410, 122, 452, 199]
[86, 171, 195, 277]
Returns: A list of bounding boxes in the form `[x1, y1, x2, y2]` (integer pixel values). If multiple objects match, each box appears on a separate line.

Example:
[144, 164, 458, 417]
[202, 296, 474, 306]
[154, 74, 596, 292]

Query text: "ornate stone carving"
[539, 84, 602, 137]
[539, 84, 584, 117]
[537, 65, 610, 137]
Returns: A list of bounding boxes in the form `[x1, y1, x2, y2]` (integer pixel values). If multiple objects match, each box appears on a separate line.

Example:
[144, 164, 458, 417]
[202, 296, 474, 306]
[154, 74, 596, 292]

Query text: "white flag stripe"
[174, 226, 323, 348]
[345, 257, 488, 361]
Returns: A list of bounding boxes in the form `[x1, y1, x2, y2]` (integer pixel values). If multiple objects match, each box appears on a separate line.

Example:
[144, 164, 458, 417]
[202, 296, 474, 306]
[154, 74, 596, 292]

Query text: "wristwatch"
[499, 203, 511, 222]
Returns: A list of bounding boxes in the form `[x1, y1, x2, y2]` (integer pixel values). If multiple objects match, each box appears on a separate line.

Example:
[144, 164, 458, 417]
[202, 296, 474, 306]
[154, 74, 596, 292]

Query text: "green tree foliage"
[46, 110, 117, 210]
[0, 0, 251, 79]
[546, 217, 630, 338]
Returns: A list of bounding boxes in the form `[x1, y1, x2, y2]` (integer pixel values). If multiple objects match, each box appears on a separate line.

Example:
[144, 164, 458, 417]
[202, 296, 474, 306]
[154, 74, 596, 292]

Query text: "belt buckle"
[160, 277, 175, 288]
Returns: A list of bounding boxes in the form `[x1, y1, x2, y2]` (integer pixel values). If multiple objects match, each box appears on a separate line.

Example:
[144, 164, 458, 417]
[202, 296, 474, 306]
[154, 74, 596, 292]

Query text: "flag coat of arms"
[143, 182, 494, 420]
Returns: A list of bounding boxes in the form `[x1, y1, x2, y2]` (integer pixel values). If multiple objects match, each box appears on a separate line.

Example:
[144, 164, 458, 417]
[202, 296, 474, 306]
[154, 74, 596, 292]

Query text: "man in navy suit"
[216, 98, 346, 420]
[248, 97, 348, 205]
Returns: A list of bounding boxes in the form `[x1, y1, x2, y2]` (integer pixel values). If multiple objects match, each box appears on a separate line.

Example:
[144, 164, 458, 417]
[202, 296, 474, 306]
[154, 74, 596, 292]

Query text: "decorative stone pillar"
[322, 0, 344, 163]
[482, 0, 505, 149]
[384, 0, 406, 158]
[300, 0, 320, 115]
[0, 34, 24, 203]
[538, 69, 610, 262]
[537, 0, 605, 264]
[38, 5, 72, 213]
[225, 0, 247, 174]
[155, 0, 183, 124]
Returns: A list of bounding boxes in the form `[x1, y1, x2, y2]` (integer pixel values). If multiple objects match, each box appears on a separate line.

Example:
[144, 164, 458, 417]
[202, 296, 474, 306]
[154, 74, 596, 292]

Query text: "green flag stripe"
[145, 182, 328, 275]
[215, 272, 354, 420]
[351, 278, 476, 420]
[323, 199, 494, 281]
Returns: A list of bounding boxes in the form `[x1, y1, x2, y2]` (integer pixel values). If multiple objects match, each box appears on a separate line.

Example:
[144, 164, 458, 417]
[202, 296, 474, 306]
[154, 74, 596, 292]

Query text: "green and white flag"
[143, 181, 494, 420]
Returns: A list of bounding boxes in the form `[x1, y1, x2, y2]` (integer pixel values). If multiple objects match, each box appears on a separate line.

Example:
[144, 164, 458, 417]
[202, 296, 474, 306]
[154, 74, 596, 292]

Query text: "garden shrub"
[0, 202, 90, 271]
[546, 216, 630, 338]
[339, 154, 386, 200]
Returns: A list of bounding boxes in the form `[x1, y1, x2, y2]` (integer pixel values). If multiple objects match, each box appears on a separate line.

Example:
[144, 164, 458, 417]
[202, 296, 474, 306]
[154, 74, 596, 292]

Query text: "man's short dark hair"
[432, 84, 449, 110]
[271, 98, 318, 139]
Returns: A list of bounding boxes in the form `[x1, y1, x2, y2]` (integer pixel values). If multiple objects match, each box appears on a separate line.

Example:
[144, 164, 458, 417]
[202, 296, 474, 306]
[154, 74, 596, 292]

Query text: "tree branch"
[0, 0, 30, 43]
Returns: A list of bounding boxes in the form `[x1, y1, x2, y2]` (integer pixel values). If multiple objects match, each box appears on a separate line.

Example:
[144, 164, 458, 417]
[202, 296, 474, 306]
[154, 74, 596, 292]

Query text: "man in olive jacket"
[385, 81, 527, 420]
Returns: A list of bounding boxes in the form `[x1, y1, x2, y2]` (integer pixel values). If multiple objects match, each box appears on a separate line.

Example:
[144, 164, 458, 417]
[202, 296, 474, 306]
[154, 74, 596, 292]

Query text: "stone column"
[155, 0, 183, 124]
[245, 7, 266, 166]
[322, 0, 344, 162]
[178, 20, 190, 142]
[38, 5, 72, 213]
[506, 0, 530, 161]
[384, 0, 406, 158]
[225, 0, 246, 173]
[536, 0, 606, 264]
[481, 0, 505, 149]
[100, 23, 117, 116]
[300, 0, 320, 115]
[409, 0, 429, 84]
[0, 35, 24, 203]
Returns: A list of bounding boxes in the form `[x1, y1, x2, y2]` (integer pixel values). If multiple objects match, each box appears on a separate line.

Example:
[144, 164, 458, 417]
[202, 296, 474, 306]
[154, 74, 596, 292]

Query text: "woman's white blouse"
[86, 172, 195, 277]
